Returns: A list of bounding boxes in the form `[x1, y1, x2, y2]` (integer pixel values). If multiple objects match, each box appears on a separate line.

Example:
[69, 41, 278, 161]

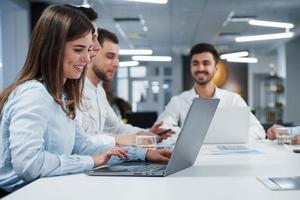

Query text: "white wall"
[248, 51, 275, 109]
[1, 0, 30, 89]
[285, 35, 300, 125]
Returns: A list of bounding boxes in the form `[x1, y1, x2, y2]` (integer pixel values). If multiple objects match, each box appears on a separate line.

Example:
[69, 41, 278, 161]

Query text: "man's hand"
[149, 122, 175, 142]
[292, 135, 300, 144]
[115, 135, 136, 146]
[266, 124, 284, 140]
[150, 121, 164, 133]
[145, 149, 172, 163]
[92, 147, 128, 168]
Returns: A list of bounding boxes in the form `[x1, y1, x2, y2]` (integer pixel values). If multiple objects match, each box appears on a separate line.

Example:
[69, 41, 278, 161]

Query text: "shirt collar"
[85, 77, 103, 91]
[190, 86, 219, 100]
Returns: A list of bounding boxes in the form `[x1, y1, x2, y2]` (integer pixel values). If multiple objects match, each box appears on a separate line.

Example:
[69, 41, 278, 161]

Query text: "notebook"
[257, 176, 300, 190]
[204, 107, 250, 144]
[85, 98, 219, 177]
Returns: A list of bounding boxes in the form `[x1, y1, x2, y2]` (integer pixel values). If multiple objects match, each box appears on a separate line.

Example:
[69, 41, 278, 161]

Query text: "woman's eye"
[74, 49, 82, 52]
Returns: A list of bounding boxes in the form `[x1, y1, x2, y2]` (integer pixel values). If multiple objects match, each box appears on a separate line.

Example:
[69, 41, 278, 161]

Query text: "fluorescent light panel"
[220, 51, 249, 59]
[227, 57, 258, 63]
[127, 0, 168, 4]
[119, 49, 153, 55]
[235, 32, 294, 42]
[132, 56, 172, 62]
[119, 61, 139, 67]
[249, 19, 294, 29]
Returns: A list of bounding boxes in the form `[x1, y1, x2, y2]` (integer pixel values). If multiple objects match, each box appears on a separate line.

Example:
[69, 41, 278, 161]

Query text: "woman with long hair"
[0, 5, 171, 193]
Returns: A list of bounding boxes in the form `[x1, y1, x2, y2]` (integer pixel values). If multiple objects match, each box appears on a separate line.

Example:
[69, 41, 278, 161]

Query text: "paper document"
[204, 145, 262, 155]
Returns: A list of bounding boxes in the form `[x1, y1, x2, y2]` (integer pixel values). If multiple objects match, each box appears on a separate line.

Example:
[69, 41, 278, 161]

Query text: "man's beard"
[192, 71, 214, 85]
[92, 65, 107, 81]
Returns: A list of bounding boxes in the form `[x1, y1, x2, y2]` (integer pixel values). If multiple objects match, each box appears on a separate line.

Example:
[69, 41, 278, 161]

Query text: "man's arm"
[156, 96, 181, 133]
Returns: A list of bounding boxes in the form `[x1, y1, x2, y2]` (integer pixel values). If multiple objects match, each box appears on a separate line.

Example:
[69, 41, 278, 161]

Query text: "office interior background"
[1, 0, 300, 127]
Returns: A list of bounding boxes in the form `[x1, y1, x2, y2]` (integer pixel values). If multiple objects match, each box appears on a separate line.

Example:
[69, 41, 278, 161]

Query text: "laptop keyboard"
[126, 163, 166, 173]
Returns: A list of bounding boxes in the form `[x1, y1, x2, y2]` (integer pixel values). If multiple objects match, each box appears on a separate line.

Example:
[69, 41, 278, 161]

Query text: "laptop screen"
[165, 98, 219, 176]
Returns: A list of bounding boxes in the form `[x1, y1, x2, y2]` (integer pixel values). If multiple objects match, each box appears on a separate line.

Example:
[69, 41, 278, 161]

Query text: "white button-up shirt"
[76, 78, 143, 146]
[157, 87, 266, 141]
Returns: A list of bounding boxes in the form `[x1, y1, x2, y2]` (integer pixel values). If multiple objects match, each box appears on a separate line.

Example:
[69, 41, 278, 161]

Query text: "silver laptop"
[85, 98, 219, 177]
[204, 107, 250, 144]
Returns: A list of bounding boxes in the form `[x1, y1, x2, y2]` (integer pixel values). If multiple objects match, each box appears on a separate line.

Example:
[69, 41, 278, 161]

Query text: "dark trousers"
[0, 188, 9, 198]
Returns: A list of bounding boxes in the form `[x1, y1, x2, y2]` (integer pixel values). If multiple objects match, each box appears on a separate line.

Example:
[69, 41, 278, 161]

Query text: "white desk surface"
[4, 140, 300, 200]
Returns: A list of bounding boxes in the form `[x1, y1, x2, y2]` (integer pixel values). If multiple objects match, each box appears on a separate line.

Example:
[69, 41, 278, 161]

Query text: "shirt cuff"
[288, 127, 297, 137]
[128, 146, 147, 161]
[80, 155, 94, 170]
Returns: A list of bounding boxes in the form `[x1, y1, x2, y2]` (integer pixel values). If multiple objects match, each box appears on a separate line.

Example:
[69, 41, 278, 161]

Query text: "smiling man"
[77, 28, 171, 147]
[156, 43, 265, 142]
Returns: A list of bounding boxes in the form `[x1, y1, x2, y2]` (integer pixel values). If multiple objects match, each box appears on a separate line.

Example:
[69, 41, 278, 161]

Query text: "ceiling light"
[127, 0, 168, 4]
[119, 61, 139, 67]
[235, 32, 294, 42]
[220, 51, 249, 59]
[132, 56, 172, 62]
[249, 19, 294, 29]
[120, 49, 153, 55]
[226, 57, 258, 63]
[230, 16, 254, 22]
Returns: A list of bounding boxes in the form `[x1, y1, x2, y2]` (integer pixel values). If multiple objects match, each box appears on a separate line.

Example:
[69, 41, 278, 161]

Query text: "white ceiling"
[30, 0, 300, 61]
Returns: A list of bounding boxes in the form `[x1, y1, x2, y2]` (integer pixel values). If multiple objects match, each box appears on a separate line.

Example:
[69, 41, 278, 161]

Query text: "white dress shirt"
[76, 78, 143, 146]
[157, 87, 266, 142]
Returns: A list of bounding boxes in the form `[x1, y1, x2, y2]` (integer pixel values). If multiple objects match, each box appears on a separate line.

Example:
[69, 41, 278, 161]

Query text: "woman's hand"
[145, 149, 172, 163]
[92, 147, 128, 168]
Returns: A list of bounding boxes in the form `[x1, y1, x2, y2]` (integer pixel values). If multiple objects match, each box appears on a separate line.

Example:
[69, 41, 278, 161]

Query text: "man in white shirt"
[77, 28, 171, 147]
[157, 43, 266, 142]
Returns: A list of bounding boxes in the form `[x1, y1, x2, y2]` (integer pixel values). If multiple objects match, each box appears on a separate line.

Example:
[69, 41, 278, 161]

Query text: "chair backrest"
[125, 111, 158, 128]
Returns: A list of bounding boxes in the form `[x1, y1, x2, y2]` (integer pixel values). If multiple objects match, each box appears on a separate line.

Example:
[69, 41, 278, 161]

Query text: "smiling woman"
[63, 32, 93, 82]
[0, 5, 95, 192]
[0, 4, 172, 194]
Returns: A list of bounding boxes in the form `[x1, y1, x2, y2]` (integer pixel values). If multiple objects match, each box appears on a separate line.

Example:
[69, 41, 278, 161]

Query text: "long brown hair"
[0, 5, 94, 119]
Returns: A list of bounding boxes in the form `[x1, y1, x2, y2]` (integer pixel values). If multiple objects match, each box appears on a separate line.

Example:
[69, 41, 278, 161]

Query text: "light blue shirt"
[0, 81, 147, 192]
[289, 126, 300, 136]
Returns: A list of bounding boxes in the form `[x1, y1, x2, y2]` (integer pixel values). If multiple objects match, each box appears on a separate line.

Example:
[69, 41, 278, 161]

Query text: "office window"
[117, 67, 128, 78]
[130, 66, 146, 78]
[117, 67, 129, 101]
[131, 80, 148, 111]
[117, 78, 129, 101]
[148, 67, 159, 76]
[163, 79, 172, 105]
[164, 67, 172, 76]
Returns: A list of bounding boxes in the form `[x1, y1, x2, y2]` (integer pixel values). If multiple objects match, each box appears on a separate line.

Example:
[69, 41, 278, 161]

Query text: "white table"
[4, 140, 300, 200]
